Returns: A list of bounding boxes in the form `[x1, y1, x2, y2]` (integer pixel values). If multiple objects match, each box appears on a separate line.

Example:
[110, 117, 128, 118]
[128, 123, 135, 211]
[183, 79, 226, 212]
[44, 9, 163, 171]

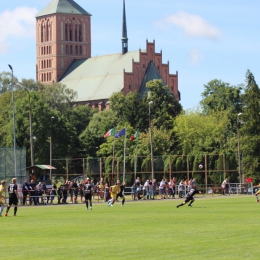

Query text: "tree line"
[0, 70, 259, 183]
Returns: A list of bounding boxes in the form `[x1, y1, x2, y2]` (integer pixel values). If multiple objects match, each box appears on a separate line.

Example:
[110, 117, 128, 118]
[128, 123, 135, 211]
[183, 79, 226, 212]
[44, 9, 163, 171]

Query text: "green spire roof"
[36, 0, 91, 18]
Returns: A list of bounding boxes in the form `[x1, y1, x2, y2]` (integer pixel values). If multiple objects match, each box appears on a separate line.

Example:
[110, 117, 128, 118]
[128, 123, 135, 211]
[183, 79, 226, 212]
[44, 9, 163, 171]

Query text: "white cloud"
[161, 11, 221, 40]
[0, 7, 38, 54]
[189, 48, 200, 64]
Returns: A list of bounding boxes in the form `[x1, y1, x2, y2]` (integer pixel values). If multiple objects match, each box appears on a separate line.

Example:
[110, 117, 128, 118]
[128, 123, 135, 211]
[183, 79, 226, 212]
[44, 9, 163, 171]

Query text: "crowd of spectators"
[13, 177, 197, 206]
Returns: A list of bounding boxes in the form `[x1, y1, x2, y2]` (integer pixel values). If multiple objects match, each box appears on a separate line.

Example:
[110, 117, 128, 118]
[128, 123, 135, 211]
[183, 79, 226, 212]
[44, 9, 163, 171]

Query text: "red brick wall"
[123, 40, 179, 100]
[36, 13, 91, 83]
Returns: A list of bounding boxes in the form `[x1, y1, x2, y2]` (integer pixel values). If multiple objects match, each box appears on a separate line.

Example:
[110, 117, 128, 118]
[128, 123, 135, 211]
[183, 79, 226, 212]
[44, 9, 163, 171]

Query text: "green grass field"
[1, 196, 259, 260]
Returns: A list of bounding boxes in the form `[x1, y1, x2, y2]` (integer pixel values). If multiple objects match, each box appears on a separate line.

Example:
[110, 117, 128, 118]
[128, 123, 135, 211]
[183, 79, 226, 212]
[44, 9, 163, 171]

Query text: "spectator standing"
[50, 182, 57, 204]
[159, 179, 166, 199]
[144, 180, 150, 200]
[222, 178, 228, 196]
[151, 179, 157, 199]
[178, 180, 184, 198]
[29, 180, 37, 205]
[72, 181, 78, 203]
[40, 172, 48, 181]
[131, 182, 137, 200]
[78, 181, 84, 203]
[104, 183, 110, 202]
[22, 179, 30, 205]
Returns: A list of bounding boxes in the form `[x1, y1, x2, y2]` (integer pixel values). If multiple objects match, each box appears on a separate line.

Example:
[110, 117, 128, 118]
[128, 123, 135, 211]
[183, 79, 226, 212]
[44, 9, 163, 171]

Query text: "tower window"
[79, 46, 82, 55]
[75, 45, 78, 55]
[66, 45, 69, 54]
[70, 45, 73, 54]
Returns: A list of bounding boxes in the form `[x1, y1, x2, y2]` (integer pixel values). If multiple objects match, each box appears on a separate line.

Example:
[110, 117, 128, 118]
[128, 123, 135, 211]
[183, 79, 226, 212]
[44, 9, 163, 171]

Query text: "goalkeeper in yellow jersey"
[255, 189, 260, 203]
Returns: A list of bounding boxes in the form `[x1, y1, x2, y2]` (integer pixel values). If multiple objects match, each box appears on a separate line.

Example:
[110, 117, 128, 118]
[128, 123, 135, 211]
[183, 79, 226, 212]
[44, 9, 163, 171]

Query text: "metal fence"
[52, 154, 240, 185]
[0, 147, 26, 184]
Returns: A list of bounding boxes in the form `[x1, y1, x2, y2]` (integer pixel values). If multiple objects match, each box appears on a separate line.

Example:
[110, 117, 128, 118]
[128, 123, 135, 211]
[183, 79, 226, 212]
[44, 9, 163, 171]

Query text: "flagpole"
[123, 128, 126, 182]
[112, 137, 115, 183]
[134, 131, 139, 181]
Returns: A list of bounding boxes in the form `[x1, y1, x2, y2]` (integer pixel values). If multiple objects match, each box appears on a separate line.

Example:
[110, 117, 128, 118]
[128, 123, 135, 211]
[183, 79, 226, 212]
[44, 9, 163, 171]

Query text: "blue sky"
[0, 0, 259, 110]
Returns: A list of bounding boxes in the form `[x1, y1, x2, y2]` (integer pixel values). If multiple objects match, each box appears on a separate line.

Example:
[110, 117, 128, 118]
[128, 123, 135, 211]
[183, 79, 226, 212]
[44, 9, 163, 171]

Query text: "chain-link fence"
[0, 147, 26, 184]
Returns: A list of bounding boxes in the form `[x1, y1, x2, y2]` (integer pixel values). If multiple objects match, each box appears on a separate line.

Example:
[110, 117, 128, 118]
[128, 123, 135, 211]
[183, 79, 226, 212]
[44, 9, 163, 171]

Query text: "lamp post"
[149, 101, 154, 180]
[237, 113, 242, 186]
[50, 116, 55, 180]
[8, 65, 17, 178]
[16, 83, 35, 168]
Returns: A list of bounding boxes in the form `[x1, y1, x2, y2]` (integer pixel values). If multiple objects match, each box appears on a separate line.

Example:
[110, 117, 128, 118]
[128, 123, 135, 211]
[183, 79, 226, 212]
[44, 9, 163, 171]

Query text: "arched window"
[75, 45, 78, 55]
[46, 20, 50, 41]
[49, 72, 51, 81]
[79, 46, 82, 55]
[65, 19, 72, 41]
[47, 73, 49, 81]
[44, 46, 46, 55]
[74, 20, 82, 42]
[41, 74, 43, 82]
[44, 60, 46, 69]
[41, 21, 45, 42]
[41, 60, 43, 69]
[44, 73, 46, 82]
[66, 45, 69, 54]
[70, 45, 73, 54]
[49, 59, 52, 68]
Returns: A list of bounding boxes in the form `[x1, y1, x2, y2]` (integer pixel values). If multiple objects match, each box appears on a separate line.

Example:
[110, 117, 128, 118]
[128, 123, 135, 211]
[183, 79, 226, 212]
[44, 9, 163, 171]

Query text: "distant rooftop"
[36, 0, 91, 18]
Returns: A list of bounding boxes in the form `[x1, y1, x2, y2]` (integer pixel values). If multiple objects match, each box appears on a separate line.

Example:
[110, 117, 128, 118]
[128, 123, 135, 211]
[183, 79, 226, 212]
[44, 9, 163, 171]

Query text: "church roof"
[36, 0, 91, 18]
[139, 61, 164, 97]
[59, 51, 140, 102]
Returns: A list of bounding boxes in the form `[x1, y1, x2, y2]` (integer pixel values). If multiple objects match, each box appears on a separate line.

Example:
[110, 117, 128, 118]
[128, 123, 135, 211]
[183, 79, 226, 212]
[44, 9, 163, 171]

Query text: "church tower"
[36, 0, 91, 83]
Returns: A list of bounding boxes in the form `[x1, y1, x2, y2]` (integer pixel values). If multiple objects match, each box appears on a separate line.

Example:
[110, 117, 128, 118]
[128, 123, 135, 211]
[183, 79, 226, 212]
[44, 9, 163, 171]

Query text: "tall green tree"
[240, 70, 260, 180]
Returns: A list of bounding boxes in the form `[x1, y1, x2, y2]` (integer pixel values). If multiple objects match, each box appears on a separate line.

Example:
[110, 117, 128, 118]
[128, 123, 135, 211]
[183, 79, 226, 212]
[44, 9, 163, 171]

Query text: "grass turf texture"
[1, 196, 258, 260]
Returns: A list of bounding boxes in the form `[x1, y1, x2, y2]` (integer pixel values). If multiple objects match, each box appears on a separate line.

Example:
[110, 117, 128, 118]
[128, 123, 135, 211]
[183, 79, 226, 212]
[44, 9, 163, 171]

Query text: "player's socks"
[6, 206, 10, 213]
[0, 205, 4, 215]
[176, 203, 184, 208]
[86, 201, 88, 209]
[14, 206, 17, 215]
[122, 198, 125, 206]
[90, 206, 92, 210]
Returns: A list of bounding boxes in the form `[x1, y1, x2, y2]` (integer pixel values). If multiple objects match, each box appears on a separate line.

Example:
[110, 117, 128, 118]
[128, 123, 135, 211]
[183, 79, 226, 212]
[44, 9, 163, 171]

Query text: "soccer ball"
[198, 164, 203, 169]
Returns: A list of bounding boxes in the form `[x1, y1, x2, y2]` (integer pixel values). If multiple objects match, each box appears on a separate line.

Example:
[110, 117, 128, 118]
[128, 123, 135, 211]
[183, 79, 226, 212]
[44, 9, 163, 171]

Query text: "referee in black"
[176, 185, 201, 208]
[5, 178, 18, 217]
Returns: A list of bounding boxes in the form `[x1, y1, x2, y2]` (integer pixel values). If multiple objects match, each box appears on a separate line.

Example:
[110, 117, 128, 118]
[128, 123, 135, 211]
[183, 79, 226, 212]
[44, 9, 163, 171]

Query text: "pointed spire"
[122, 0, 128, 55]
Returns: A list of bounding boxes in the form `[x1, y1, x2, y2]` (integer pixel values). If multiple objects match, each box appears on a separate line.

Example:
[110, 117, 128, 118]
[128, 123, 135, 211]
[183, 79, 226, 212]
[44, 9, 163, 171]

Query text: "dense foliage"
[1, 71, 260, 183]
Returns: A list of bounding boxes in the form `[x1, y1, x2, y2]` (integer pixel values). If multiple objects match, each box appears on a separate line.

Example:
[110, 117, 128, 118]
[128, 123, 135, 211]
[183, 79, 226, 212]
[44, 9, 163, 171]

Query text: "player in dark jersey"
[83, 178, 93, 210]
[176, 185, 201, 208]
[5, 178, 18, 217]
[116, 181, 126, 206]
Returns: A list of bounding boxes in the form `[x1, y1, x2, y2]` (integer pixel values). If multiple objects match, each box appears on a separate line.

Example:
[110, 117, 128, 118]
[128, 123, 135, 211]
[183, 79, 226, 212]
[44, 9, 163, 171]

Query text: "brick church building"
[36, 0, 180, 110]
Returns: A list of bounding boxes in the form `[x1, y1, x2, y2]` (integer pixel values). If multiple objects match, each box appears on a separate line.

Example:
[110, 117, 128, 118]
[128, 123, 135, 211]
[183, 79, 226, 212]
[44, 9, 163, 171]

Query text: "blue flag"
[115, 128, 126, 138]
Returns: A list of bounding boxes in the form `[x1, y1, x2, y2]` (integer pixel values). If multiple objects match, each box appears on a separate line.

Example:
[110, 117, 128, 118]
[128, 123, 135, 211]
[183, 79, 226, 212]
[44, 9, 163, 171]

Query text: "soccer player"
[116, 181, 126, 206]
[83, 178, 93, 210]
[176, 185, 201, 208]
[0, 180, 6, 216]
[5, 178, 19, 217]
[255, 189, 260, 203]
[107, 180, 121, 207]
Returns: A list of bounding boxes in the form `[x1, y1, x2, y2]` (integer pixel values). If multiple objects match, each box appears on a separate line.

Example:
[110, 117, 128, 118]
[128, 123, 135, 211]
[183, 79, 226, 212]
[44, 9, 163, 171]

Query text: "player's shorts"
[111, 193, 117, 200]
[185, 195, 194, 203]
[9, 196, 18, 205]
[116, 193, 124, 199]
[85, 193, 92, 201]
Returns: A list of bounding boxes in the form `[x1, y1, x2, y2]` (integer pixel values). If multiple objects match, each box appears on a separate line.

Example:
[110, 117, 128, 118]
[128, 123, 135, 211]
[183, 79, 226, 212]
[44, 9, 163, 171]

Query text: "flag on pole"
[104, 128, 115, 138]
[115, 128, 126, 138]
[130, 131, 139, 141]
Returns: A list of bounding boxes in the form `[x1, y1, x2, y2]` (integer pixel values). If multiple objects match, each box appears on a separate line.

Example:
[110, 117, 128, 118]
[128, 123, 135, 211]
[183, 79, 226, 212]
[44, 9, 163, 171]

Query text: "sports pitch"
[1, 196, 258, 260]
